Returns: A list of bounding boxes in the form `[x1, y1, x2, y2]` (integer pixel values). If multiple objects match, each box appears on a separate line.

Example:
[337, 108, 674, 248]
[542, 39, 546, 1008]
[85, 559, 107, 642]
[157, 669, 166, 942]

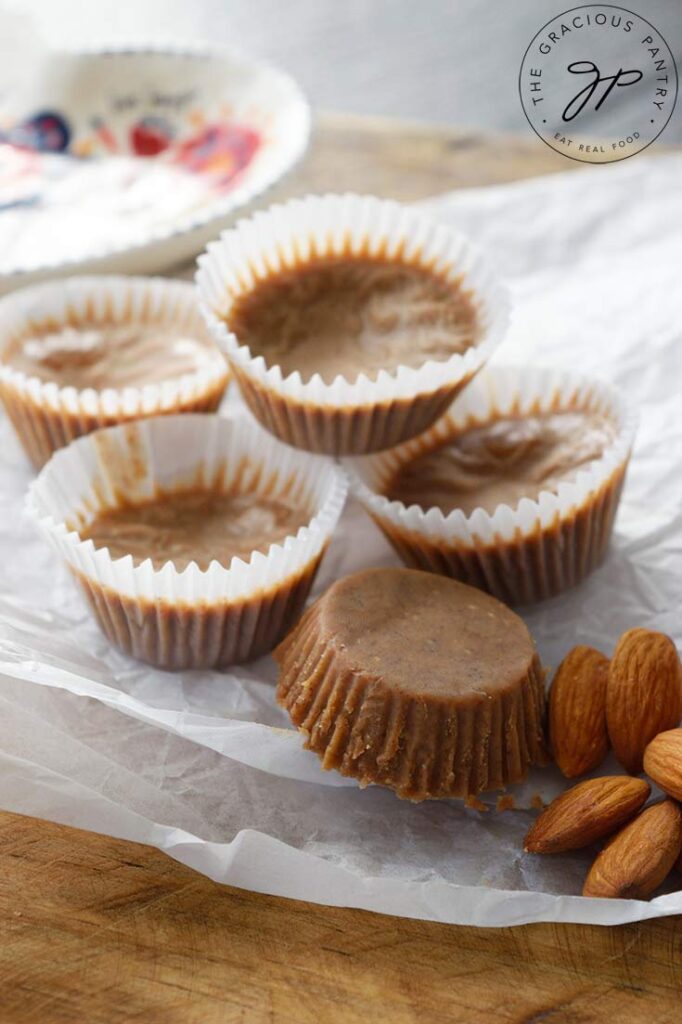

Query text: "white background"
[6, 0, 682, 138]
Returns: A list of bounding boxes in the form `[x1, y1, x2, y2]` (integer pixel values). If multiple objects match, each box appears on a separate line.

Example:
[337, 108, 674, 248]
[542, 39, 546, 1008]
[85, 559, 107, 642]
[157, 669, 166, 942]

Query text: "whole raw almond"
[606, 628, 682, 774]
[643, 728, 682, 800]
[524, 775, 650, 854]
[583, 799, 682, 899]
[549, 645, 610, 778]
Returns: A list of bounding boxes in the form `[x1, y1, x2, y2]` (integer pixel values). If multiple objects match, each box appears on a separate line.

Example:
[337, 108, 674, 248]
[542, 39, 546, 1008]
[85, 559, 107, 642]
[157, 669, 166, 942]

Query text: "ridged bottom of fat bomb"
[275, 601, 548, 801]
[75, 553, 322, 671]
[372, 465, 627, 606]
[0, 378, 226, 470]
[233, 367, 475, 456]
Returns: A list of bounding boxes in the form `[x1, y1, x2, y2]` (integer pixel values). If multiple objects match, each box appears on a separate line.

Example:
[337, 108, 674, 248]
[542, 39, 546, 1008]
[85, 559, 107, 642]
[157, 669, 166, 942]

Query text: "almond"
[606, 628, 682, 774]
[643, 728, 682, 800]
[549, 645, 609, 778]
[524, 775, 649, 854]
[583, 799, 682, 899]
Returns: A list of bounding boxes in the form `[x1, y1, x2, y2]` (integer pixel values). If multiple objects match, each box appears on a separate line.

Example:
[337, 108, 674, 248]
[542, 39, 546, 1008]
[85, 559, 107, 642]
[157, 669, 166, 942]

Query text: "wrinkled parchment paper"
[0, 154, 680, 926]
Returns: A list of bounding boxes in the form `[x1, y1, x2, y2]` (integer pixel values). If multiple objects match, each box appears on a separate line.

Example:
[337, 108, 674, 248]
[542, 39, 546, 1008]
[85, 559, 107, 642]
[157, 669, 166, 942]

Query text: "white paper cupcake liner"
[0, 275, 230, 468]
[196, 193, 510, 455]
[26, 412, 348, 670]
[346, 366, 637, 605]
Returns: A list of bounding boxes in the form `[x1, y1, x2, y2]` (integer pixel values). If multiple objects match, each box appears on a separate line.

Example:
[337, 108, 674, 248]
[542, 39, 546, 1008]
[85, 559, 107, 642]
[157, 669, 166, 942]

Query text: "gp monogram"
[519, 5, 678, 163]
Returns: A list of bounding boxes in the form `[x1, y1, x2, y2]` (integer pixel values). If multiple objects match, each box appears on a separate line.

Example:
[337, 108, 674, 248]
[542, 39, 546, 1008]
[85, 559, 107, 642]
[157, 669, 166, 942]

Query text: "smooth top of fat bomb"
[315, 566, 535, 702]
[79, 486, 310, 572]
[4, 321, 219, 389]
[226, 254, 479, 385]
[386, 409, 616, 517]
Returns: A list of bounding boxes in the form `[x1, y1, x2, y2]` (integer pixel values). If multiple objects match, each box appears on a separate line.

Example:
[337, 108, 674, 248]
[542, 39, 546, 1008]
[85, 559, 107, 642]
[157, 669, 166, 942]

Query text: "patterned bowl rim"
[0, 40, 311, 282]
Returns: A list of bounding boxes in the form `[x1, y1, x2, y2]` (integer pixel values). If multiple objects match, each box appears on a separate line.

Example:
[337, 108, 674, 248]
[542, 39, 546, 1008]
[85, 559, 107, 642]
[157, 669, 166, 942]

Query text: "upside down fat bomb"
[275, 567, 547, 800]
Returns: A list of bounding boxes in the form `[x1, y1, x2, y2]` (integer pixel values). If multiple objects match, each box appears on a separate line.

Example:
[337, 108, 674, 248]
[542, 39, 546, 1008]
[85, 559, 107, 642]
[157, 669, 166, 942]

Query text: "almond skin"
[583, 799, 682, 899]
[524, 776, 650, 854]
[643, 728, 682, 800]
[606, 628, 682, 775]
[549, 645, 610, 778]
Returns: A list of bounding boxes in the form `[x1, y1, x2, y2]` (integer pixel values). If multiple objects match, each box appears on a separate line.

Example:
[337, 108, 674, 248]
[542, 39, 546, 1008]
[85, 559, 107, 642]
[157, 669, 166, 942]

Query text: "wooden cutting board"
[0, 809, 680, 1023]
[0, 112, 680, 1023]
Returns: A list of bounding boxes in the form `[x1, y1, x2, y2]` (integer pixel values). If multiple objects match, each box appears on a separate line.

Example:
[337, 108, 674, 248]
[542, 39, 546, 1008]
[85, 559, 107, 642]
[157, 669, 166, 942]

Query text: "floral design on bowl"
[0, 44, 310, 289]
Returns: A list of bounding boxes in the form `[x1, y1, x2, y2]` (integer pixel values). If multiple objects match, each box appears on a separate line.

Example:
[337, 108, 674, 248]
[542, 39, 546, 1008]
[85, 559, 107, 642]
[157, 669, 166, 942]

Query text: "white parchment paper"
[0, 154, 680, 926]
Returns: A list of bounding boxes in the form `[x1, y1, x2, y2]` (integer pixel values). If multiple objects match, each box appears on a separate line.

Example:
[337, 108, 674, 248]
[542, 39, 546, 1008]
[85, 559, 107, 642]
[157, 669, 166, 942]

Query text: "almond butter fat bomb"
[275, 567, 547, 800]
[0, 277, 229, 468]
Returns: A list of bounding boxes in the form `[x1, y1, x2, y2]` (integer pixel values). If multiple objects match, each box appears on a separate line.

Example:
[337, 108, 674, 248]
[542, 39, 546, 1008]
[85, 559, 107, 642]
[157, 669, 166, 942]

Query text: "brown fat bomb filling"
[386, 410, 616, 516]
[227, 254, 479, 385]
[79, 487, 310, 571]
[4, 322, 221, 389]
[313, 567, 535, 699]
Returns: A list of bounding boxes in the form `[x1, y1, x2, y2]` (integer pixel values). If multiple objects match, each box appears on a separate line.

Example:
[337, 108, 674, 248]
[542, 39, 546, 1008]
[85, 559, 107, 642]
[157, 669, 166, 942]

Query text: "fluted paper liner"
[0, 275, 230, 468]
[347, 366, 636, 605]
[275, 585, 547, 801]
[196, 193, 509, 455]
[26, 413, 348, 670]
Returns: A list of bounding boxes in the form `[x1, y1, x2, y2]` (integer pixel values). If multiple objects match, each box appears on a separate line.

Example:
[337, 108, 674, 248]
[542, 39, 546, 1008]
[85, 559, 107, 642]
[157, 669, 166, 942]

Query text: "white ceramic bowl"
[0, 43, 310, 291]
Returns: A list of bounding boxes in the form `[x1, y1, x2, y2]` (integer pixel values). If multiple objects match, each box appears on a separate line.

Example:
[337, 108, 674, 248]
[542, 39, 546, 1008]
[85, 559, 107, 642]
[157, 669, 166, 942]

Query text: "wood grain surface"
[269, 110, 574, 202]
[1, 112, 679, 1023]
[0, 811, 680, 1024]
